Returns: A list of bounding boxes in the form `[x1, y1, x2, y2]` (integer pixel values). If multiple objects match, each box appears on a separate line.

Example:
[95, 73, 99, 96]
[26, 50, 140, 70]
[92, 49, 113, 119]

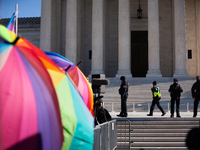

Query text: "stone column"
[65, 0, 78, 64]
[116, 0, 132, 78]
[196, 0, 200, 75]
[90, 0, 105, 75]
[173, 0, 189, 77]
[40, 0, 53, 51]
[146, 0, 162, 77]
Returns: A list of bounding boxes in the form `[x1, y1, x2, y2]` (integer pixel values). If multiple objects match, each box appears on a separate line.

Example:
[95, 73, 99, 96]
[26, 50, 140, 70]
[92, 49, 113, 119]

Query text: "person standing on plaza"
[191, 76, 200, 117]
[117, 76, 129, 117]
[95, 98, 112, 125]
[168, 78, 183, 118]
[147, 81, 166, 116]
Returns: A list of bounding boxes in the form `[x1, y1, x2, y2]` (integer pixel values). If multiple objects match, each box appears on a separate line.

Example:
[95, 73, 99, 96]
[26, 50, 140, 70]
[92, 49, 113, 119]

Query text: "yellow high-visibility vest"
[153, 86, 161, 97]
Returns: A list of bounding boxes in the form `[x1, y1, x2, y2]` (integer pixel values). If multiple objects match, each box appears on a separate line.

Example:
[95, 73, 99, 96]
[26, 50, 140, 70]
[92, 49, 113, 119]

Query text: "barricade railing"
[116, 119, 133, 150]
[103, 102, 197, 113]
[93, 127, 101, 150]
[93, 120, 117, 150]
[109, 120, 117, 150]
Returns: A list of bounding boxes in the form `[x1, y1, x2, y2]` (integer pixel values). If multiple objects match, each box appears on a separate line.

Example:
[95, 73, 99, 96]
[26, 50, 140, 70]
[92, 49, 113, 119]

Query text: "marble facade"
[39, 0, 199, 78]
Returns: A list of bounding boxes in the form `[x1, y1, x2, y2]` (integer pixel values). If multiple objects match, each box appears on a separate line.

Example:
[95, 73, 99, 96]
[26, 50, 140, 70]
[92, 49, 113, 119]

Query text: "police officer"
[147, 81, 166, 116]
[168, 78, 183, 118]
[191, 76, 200, 117]
[117, 76, 129, 117]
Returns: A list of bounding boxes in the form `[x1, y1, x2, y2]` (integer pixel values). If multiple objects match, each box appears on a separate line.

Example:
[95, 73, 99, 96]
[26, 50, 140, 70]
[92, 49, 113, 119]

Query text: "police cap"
[174, 78, 178, 82]
[196, 76, 200, 80]
[152, 81, 157, 85]
[120, 76, 125, 81]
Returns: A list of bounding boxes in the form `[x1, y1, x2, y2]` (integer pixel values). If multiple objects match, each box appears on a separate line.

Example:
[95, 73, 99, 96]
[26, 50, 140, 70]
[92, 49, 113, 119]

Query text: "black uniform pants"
[149, 97, 165, 115]
[171, 97, 180, 116]
[121, 95, 127, 115]
[194, 98, 200, 117]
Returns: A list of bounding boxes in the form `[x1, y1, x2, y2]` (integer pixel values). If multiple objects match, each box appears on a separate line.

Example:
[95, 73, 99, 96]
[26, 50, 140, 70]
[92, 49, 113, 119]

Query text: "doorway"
[131, 31, 148, 77]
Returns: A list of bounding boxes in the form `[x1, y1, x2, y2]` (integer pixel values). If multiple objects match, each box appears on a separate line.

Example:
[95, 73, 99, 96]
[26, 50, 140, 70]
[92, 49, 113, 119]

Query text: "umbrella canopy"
[0, 24, 94, 150]
[0, 25, 63, 150]
[38, 52, 94, 149]
[59, 75, 94, 150]
[45, 52, 94, 116]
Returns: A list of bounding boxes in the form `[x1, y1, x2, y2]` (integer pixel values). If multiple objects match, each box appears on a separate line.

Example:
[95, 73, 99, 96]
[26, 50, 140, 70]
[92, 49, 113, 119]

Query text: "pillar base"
[115, 69, 132, 78]
[146, 69, 162, 78]
[173, 69, 189, 78]
[90, 69, 104, 75]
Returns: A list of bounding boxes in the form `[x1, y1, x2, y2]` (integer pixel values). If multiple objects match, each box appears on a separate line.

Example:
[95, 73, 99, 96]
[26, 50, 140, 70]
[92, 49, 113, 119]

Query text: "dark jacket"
[191, 81, 200, 98]
[95, 107, 111, 125]
[169, 83, 183, 98]
[119, 81, 129, 96]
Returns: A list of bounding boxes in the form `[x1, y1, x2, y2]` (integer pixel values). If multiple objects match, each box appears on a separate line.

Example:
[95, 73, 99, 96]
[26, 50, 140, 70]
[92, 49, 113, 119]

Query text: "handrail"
[103, 102, 193, 112]
[116, 119, 132, 150]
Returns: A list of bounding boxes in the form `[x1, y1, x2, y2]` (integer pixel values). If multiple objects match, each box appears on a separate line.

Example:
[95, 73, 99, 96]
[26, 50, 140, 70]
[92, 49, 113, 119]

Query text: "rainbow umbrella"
[0, 25, 63, 150]
[58, 74, 94, 150]
[37, 51, 94, 149]
[45, 51, 94, 115]
[0, 25, 94, 150]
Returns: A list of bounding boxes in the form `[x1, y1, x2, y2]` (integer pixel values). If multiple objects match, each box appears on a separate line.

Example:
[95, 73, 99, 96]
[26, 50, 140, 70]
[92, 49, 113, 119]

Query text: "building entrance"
[131, 31, 148, 77]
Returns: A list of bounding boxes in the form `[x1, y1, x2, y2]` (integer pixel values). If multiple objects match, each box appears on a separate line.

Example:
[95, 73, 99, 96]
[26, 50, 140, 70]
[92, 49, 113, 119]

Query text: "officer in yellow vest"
[147, 81, 166, 116]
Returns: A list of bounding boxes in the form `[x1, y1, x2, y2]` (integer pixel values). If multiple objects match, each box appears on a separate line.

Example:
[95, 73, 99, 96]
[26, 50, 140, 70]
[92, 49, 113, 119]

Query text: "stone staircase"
[102, 77, 199, 149]
[102, 77, 197, 112]
[104, 77, 195, 101]
[116, 118, 200, 150]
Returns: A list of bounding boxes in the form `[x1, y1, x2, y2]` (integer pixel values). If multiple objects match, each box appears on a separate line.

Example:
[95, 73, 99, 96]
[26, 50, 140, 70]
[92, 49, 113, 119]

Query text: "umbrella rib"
[4, 36, 20, 45]
[65, 65, 71, 72]
[76, 60, 82, 66]
[63, 126, 74, 136]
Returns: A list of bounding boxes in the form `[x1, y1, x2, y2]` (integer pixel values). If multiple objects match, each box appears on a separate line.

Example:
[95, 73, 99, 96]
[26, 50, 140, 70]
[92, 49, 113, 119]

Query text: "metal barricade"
[104, 102, 197, 113]
[93, 120, 117, 150]
[116, 119, 132, 150]
[109, 120, 117, 150]
[93, 127, 101, 150]
[99, 122, 109, 150]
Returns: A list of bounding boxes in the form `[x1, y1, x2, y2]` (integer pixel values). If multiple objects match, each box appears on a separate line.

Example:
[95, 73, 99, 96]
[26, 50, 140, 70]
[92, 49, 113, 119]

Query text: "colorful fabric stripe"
[45, 51, 94, 116]
[0, 24, 94, 150]
[7, 13, 16, 33]
[0, 25, 63, 150]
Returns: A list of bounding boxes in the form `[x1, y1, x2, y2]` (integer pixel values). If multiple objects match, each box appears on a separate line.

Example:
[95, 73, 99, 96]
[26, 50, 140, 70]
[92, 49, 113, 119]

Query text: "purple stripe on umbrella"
[18, 52, 61, 150]
[46, 54, 75, 71]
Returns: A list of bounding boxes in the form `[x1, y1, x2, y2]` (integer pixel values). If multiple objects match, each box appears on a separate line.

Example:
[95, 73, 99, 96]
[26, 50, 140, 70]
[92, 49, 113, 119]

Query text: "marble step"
[118, 137, 186, 142]
[117, 141, 186, 147]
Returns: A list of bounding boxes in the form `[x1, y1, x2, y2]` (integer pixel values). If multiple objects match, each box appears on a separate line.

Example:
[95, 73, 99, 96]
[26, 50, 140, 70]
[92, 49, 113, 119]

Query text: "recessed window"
[89, 50, 92, 60]
[188, 50, 192, 59]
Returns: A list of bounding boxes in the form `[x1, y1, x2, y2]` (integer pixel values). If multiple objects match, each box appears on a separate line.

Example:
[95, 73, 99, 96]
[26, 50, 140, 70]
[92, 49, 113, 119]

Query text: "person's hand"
[193, 97, 196, 100]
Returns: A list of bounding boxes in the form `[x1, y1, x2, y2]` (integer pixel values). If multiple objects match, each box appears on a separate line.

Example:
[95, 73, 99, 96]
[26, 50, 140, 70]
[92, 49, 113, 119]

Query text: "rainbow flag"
[7, 13, 16, 33]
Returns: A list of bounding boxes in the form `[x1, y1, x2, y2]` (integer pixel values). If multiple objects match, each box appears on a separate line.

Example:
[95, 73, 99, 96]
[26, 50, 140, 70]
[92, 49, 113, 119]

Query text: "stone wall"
[18, 28, 40, 48]
[36, 0, 199, 77]
[130, 0, 148, 31]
